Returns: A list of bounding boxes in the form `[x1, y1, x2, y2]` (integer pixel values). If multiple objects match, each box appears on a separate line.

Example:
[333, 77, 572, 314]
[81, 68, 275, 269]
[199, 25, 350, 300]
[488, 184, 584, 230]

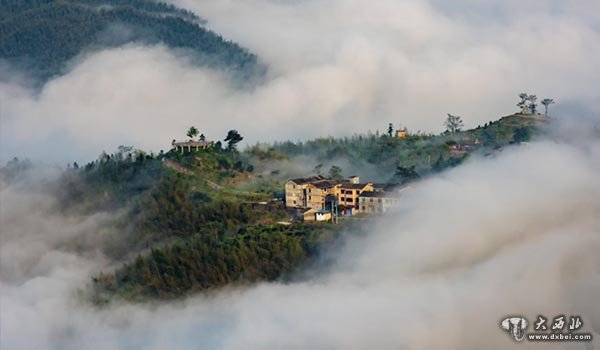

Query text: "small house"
[315, 210, 332, 222]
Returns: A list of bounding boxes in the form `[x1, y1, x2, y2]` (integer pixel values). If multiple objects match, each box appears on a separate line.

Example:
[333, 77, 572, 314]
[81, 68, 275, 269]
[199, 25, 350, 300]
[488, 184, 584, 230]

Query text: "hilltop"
[249, 112, 550, 184]
[0, 0, 263, 83]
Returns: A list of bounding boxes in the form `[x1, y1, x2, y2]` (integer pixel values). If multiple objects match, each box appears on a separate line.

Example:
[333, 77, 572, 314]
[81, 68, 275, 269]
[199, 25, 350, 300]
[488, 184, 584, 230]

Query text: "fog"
[1, 0, 599, 163]
[2, 131, 600, 349]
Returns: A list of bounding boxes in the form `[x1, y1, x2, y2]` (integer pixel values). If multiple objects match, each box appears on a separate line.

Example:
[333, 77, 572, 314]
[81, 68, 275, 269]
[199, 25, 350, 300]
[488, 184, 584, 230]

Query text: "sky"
[0, 0, 599, 164]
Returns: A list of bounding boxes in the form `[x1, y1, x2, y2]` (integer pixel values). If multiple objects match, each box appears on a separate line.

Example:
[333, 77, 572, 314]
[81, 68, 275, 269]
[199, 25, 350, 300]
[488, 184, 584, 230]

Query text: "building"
[448, 143, 468, 155]
[338, 180, 374, 209]
[359, 187, 407, 213]
[172, 138, 213, 152]
[305, 180, 340, 210]
[315, 210, 332, 222]
[302, 208, 318, 222]
[285, 175, 327, 209]
[286, 175, 404, 216]
[396, 128, 408, 139]
[448, 137, 480, 155]
[302, 208, 333, 222]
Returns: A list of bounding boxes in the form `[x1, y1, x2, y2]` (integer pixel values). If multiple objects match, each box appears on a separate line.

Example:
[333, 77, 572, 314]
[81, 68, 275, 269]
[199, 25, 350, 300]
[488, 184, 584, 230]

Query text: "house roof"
[340, 183, 372, 190]
[360, 191, 400, 198]
[312, 180, 335, 189]
[172, 140, 213, 147]
[288, 175, 326, 185]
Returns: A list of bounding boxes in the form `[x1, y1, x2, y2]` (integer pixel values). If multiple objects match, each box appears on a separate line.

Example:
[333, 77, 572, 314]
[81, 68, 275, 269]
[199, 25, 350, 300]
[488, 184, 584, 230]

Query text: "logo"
[501, 316, 528, 341]
[500, 314, 592, 343]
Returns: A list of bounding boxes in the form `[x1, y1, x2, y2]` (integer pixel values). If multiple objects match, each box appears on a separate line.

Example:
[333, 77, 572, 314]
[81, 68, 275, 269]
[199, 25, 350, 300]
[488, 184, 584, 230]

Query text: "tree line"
[0, 0, 262, 83]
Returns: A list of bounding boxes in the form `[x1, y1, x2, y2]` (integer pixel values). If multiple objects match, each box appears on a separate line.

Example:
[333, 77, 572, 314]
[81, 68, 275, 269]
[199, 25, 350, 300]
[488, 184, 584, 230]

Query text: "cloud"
[2, 132, 600, 349]
[1, 0, 599, 163]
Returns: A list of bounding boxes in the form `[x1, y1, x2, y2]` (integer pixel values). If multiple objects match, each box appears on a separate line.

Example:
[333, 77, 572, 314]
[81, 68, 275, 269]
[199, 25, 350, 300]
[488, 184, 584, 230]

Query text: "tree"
[528, 95, 538, 114]
[224, 130, 243, 151]
[313, 163, 323, 176]
[517, 93, 529, 113]
[444, 114, 464, 134]
[541, 98, 554, 117]
[328, 165, 343, 180]
[387, 123, 394, 137]
[393, 165, 420, 184]
[187, 126, 199, 139]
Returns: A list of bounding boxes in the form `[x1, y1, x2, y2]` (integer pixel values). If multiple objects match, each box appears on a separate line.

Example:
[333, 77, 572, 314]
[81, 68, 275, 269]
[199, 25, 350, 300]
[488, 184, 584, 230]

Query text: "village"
[284, 175, 408, 222]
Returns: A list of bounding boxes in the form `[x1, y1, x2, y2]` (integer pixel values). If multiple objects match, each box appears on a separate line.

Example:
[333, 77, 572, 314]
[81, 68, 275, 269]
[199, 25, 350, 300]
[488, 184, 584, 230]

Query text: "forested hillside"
[0, 0, 262, 82]
[1, 114, 549, 303]
[246, 113, 548, 184]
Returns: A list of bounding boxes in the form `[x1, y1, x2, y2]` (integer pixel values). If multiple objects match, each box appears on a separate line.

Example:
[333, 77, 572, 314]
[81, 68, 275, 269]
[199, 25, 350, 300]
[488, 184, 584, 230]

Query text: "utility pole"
[326, 195, 338, 224]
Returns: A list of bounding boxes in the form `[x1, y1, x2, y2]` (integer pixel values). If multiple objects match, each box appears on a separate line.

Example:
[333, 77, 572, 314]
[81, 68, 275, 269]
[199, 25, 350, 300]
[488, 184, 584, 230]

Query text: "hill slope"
[0, 0, 263, 82]
[1, 114, 550, 303]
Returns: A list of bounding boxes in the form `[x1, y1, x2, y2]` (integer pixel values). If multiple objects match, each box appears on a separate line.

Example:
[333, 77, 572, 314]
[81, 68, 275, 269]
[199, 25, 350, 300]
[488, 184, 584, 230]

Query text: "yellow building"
[395, 128, 408, 139]
[305, 181, 341, 210]
[338, 179, 374, 209]
[286, 175, 400, 214]
[302, 208, 332, 222]
[285, 175, 328, 209]
[302, 208, 318, 221]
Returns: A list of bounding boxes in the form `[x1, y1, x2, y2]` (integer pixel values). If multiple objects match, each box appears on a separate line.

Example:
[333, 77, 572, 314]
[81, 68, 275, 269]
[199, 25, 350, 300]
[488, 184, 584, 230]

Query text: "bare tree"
[541, 98, 555, 117]
[444, 114, 464, 134]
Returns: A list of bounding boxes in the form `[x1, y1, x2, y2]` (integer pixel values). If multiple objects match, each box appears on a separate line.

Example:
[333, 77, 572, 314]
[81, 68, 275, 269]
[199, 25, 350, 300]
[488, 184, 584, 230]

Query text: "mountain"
[0, 0, 263, 82]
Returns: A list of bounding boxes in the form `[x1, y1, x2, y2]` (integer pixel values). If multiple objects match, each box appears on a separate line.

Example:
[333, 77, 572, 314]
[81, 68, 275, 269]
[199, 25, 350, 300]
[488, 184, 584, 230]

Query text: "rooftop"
[360, 191, 401, 198]
[340, 182, 372, 190]
[172, 139, 213, 147]
[288, 175, 326, 185]
[312, 180, 335, 189]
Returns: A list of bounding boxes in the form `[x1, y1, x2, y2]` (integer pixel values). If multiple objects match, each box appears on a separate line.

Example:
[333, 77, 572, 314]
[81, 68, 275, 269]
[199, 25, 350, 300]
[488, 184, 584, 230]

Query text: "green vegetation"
[186, 126, 199, 139]
[93, 223, 337, 302]
[444, 113, 464, 133]
[249, 113, 548, 184]
[224, 129, 244, 151]
[0, 0, 263, 82]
